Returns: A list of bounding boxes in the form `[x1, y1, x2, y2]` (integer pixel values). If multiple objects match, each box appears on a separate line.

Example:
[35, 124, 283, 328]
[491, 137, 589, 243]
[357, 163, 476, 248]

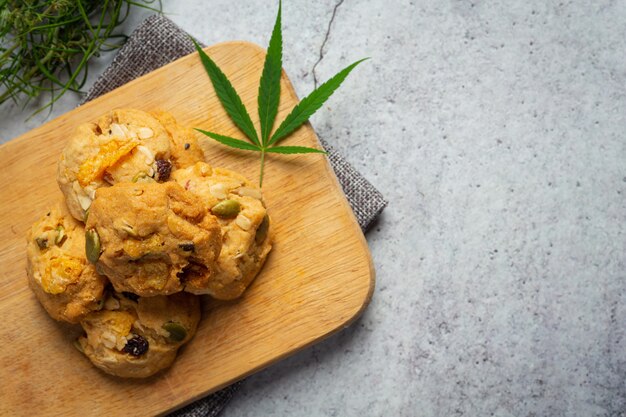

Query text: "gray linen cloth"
[82, 15, 386, 417]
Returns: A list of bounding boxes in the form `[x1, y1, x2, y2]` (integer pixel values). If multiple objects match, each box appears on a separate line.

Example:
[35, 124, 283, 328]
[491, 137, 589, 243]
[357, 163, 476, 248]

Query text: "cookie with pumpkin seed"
[57, 108, 173, 222]
[171, 162, 272, 300]
[26, 201, 108, 323]
[77, 291, 200, 378]
[85, 181, 222, 296]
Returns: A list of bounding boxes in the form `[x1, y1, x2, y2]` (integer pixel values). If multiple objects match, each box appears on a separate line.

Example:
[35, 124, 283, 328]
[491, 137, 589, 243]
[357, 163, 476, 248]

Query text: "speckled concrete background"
[1, 1, 625, 416]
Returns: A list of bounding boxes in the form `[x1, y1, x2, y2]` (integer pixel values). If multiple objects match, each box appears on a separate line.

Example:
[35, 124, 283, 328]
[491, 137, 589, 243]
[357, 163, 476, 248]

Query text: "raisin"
[155, 159, 172, 182]
[184, 143, 190, 150]
[122, 292, 139, 302]
[122, 335, 149, 356]
[178, 242, 195, 252]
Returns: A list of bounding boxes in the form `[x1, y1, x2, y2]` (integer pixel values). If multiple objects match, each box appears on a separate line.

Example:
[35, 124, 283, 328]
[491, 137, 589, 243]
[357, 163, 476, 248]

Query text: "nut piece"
[138, 127, 154, 139]
[211, 199, 241, 218]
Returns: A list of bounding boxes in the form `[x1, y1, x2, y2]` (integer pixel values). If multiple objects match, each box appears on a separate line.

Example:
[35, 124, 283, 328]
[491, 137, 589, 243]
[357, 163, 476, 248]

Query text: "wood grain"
[0, 42, 374, 416]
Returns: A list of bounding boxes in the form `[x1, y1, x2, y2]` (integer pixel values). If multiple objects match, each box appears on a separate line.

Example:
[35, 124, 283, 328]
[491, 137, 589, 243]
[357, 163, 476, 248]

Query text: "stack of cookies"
[26, 109, 272, 378]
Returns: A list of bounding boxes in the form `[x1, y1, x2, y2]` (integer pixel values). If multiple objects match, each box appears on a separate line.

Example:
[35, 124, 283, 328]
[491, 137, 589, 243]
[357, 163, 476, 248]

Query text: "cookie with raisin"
[85, 182, 222, 296]
[77, 291, 200, 378]
[57, 108, 173, 221]
[172, 162, 272, 299]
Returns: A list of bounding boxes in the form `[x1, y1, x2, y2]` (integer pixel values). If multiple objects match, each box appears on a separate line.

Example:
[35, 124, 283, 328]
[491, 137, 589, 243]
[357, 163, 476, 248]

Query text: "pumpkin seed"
[162, 321, 187, 342]
[132, 171, 155, 183]
[178, 242, 195, 252]
[54, 226, 66, 246]
[73, 339, 84, 354]
[85, 229, 101, 264]
[35, 236, 48, 250]
[255, 214, 270, 244]
[211, 199, 240, 218]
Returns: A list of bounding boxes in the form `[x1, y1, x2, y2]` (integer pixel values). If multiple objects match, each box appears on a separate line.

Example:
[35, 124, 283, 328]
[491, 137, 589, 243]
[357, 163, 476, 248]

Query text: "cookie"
[26, 202, 108, 323]
[85, 182, 222, 296]
[57, 108, 173, 221]
[172, 162, 272, 299]
[150, 110, 205, 169]
[77, 291, 200, 378]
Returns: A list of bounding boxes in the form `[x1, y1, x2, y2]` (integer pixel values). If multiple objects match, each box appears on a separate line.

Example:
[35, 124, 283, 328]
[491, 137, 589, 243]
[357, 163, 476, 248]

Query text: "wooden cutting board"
[0, 42, 374, 416]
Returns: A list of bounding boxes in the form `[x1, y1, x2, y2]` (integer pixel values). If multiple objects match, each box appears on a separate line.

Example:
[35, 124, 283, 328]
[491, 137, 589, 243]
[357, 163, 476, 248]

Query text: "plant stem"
[259, 149, 266, 187]
[0, 42, 19, 63]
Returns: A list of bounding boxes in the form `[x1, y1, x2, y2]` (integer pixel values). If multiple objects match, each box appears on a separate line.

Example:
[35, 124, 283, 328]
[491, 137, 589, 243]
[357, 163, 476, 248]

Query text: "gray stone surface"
[1, 1, 625, 416]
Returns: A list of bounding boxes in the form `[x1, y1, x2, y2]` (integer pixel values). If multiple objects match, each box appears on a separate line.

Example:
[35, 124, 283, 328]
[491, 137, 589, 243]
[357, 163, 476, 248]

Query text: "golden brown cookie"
[172, 162, 272, 299]
[57, 108, 173, 221]
[77, 291, 200, 378]
[85, 182, 222, 296]
[150, 110, 205, 169]
[26, 202, 108, 323]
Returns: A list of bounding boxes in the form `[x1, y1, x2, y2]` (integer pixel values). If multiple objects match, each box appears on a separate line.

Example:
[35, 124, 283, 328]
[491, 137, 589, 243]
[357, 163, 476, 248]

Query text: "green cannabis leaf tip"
[258, 0, 283, 146]
[192, 38, 260, 146]
[268, 58, 369, 147]
[193, 0, 364, 187]
[193, 129, 261, 152]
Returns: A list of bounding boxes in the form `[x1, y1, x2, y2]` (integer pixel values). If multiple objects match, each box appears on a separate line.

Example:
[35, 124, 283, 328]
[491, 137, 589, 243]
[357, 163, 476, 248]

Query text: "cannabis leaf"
[193, 0, 366, 187]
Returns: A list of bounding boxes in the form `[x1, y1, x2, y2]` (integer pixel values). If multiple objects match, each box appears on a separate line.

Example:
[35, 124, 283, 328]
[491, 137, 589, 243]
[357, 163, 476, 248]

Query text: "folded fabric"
[81, 14, 387, 417]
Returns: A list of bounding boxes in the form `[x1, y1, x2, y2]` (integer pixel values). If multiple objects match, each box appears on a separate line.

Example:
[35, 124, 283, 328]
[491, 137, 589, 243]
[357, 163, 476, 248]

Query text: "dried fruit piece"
[155, 159, 172, 182]
[77, 139, 139, 186]
[122, 335, 149, 356]
[162, 322, 187, 342]
[42, 256, 83, 294]
[211, 199, 241, 218]
[176, 261, 207, 284]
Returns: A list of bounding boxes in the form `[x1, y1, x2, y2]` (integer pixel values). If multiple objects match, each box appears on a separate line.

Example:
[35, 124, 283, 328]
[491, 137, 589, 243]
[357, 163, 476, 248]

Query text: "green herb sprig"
[193, 1, 366, 187]
[0, 0, 161, 115]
